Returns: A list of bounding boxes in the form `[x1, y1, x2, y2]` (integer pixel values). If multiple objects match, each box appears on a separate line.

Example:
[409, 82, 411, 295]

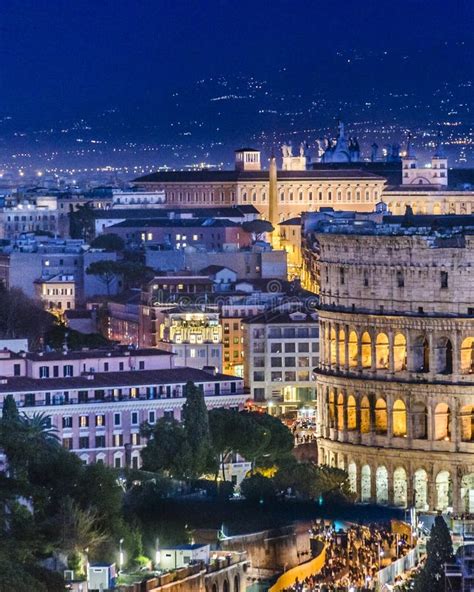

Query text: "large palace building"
[134, 148, 386, 223]
[134, 126, 474, 223]
[315, 212, 474, 513]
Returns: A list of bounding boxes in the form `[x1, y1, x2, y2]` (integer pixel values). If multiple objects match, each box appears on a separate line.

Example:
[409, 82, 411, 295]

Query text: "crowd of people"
[289, 419, 317, 445]
[283, 520, 412, 592]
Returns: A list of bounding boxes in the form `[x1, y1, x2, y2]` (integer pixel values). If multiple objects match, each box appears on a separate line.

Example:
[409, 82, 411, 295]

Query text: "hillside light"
[119, 538, 124, 572]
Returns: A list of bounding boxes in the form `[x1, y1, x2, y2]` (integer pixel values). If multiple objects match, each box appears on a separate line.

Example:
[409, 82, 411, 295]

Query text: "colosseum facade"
[315, 213, 474, 513]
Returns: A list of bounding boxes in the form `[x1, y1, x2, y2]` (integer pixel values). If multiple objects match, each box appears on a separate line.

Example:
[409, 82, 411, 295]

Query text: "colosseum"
[315, 211, 474, 513]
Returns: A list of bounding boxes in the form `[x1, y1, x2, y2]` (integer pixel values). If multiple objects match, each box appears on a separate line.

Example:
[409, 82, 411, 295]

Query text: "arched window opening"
[347, 395, 357, 430]
[434, 403, 451, 441]
[360, 396, 371, 434]
[328, 390, 336, 429]
[414, 469, 428, 511]
[460, 405, 474, 442]
[375, 399, 388, 435]
[376, 333, 389, 370]
[348, 331, 358, 368]
[361, 332, 372, 368]
[330, 327, 337, 365]
[435, 337, 453, 374]
[461, 474, 474, 513]
[348, 462, 357, 494]
[338, 329, 346, 367]
[337, 393, 345, 430]
[461, 338, 474, 374]
[393, 467, 408, 508]
[392, 399, 407, 437]
[412, 402, 428, 439]
[376, 466, 389, 504]
[393, 333, 407, 371]
[414, 335, 430, 373]
[435, 471, 452, 511]
[361, 465, 371, 502]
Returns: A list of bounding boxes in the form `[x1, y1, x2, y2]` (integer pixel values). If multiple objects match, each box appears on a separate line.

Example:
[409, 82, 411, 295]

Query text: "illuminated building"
[316, 212, 474, 512]
[243, 309, 319, 414]
[34, 273, 76, 312]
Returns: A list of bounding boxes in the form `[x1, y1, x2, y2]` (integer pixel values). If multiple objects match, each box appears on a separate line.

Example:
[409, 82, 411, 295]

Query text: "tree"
[86, 260, 120, 296]
[69, 203, 95, 241]
[209, 408, 246, 480]
[0, 286, 54, 348]
[242, 220, 274, 242]
[413, 515, 453, 592]
[240, 474, 276, 502]
[181, 381, 216, 479]
[140, 418, 194, 480]
[54, 497, 108, 576]
[118, 261, 155, 289]
[90, 233, 125, 252]
[239, 411, 294, 469]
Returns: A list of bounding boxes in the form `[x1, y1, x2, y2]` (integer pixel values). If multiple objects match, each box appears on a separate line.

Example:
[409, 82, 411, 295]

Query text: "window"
[114, 456, 122, 468]
[63, 365, 73, 377]
[298, 343, 309, 353]
[104, 362, 109, 372]
[340, 267, 345, 285]
[285, 343, 296, 353]
[119, 362, 124, 371]
[95, 435, 106, 448]
[113, 434, 123, 447]
[149, 411, 156, 424]
[39, 366, 49, 378]
[285, 357, 296, 367]
[253, 388, 265, 401]
[63, 438, 73, 450]
[95, 414, 106, 427]
[78, 390, 88, 403]
[139, 360, 145, 370]
[79, 436, 89, 449]
[441, 271, 448, 289]
[271, 357, 282, 367]
[271, 371, 282, 381]
[131, 433, 140, 446]
[79, 415, 89, 428]
[131, 411, 139, 425]
[62, 416, 73, 429]
[270, 343, 282, 353]
[253, 371, 265, 381]
[13, 363, 21, 376]
[396, 270, 404, 288]
[285, 371, 296, 381]
[114, 413, 121, 426]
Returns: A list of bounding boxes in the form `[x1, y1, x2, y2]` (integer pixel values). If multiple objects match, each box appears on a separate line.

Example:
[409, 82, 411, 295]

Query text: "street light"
[119, 538, 124, 573]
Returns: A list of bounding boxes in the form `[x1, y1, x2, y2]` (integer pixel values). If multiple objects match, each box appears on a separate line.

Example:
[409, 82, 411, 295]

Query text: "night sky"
[2, 0, 472, 124]
[1, 1, 473, 170]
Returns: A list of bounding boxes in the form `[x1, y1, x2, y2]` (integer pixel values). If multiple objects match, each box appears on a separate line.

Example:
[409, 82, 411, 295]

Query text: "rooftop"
[314, 212, 474, 238]
[133, 169, 385, 184]
[93, 205, 259, 220]
[24, 346, 172, 362]
[244, 309, 318, 325]
[0, 367, 241, 394]
[108, 218, 241, 229]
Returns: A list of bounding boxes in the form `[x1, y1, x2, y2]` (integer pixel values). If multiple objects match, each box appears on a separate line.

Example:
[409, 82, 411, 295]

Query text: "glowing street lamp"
[119, 538, 124, 573]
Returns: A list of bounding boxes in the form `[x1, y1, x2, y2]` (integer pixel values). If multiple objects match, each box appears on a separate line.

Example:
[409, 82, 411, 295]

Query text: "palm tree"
[20, 412, 59, 446]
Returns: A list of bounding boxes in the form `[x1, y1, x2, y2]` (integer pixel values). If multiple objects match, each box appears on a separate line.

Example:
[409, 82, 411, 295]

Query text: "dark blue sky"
[1, 0, 473, 125]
